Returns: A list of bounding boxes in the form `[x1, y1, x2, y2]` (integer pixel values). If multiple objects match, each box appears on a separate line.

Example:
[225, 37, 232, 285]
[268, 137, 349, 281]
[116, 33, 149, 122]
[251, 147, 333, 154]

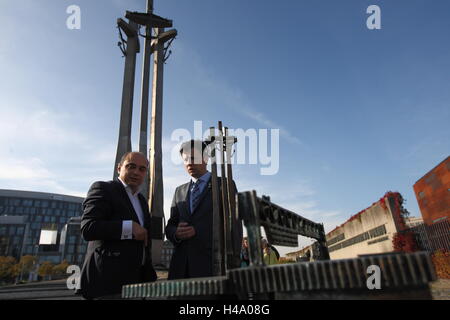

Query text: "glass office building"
[0, 189, 84, 264]
[60, 217, 87, 266]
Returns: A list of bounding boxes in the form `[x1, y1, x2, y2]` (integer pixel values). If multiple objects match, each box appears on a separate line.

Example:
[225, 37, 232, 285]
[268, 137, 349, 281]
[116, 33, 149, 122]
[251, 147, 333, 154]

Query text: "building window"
[12, 236, 20, 245]
[9, 227, 17, 236]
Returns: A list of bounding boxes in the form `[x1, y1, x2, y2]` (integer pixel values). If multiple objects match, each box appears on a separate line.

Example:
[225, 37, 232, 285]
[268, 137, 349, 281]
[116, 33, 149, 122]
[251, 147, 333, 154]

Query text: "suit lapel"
[113, 179, 140, 223]
[178, 182, 191, 218]
[138, 194, 150, 227]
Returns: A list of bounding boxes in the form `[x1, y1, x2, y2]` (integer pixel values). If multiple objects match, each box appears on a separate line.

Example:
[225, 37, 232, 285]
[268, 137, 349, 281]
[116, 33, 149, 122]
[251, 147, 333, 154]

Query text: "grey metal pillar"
[209, 127, 225, 276]
[138, 0, 154, 199]
[124, 6, 175, 265]
[113, 20, 140, 180]
[148, 27, 165, 264]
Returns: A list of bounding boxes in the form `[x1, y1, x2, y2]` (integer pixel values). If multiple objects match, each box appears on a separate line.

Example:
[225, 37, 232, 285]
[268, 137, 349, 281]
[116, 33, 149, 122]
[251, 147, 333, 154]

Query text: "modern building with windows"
[324, 191, 409, 260]
[0, 215, 29, 259]
[60, 217, 87, 267]
[1, 189, 183, 269]
[0, 189, 84, 264]
[287, 192, 411, 261]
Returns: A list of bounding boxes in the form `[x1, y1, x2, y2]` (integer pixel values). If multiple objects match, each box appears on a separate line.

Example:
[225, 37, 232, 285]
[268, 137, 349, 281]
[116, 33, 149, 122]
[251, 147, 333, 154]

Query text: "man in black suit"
[165, 140, 242, 279]
[79, 152, 157, 299]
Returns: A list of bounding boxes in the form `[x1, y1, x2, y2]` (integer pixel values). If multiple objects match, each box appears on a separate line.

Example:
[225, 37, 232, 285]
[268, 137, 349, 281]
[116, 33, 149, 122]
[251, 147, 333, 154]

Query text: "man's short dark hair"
[179, 140, 208, 156]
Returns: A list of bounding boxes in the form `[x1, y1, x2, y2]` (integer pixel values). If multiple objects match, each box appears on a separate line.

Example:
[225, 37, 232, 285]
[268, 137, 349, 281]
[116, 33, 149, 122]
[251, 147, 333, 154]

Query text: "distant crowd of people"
[240, 236, 280, 267]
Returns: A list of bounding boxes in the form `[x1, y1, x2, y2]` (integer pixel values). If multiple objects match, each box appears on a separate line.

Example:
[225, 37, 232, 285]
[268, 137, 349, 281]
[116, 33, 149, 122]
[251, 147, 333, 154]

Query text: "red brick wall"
[413, 156, 450, 225]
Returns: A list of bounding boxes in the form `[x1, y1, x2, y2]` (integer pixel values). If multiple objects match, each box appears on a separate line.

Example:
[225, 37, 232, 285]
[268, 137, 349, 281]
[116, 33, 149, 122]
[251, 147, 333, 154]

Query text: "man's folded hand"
[132, 221, 148, 247]
[175, 222, 196, 240]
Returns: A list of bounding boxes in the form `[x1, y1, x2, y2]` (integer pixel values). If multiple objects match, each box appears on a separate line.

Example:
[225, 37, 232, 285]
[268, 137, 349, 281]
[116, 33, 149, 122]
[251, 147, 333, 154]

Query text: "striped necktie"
[191, 180, 202, 213]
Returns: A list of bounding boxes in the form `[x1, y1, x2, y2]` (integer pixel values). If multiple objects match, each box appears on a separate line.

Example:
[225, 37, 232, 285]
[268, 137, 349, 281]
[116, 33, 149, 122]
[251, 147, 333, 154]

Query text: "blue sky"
[0, 0, 449, 253]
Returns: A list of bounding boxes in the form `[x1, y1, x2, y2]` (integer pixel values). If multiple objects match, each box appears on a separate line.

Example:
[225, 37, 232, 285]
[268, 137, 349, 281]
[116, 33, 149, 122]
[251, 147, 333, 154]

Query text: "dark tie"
[191, 180, 202, 213]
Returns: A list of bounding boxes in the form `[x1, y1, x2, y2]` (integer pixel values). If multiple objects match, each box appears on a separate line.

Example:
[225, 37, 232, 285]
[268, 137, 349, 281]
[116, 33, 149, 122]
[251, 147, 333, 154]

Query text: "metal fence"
[409, 219, 450, 252]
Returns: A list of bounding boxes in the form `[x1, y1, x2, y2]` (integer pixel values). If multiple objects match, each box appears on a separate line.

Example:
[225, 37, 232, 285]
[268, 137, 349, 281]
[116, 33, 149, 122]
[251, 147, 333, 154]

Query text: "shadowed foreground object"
[123, 190, 436, 300]
[122, 251, 436, 299]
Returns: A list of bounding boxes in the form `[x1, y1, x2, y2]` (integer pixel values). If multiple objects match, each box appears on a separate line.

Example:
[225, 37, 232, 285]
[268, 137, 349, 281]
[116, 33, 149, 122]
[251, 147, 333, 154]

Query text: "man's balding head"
[118, 152, 149, 167]
[117, 152, 149, 193]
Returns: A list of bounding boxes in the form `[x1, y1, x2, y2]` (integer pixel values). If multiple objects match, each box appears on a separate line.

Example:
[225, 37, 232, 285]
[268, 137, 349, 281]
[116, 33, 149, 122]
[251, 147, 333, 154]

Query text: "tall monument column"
[113, 19, 140, 179]
[148, 27, 165, 264]
[138, 0, 154, 199]
[125, 7, 176, 265]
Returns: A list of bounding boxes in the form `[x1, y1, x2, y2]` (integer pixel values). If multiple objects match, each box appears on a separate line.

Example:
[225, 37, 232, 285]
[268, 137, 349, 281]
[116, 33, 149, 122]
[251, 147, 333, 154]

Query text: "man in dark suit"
[79, 152, 157, 299]
[165, 140, 242, 279]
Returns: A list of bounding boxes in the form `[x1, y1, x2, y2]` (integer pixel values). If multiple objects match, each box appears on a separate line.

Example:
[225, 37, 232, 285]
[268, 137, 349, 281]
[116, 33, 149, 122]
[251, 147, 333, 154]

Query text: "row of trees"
[0, 256, 70, 285]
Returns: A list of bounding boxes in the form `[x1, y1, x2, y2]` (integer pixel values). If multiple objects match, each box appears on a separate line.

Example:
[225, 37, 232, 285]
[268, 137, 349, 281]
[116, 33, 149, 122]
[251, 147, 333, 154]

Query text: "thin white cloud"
[238, 107, 302, 146]
[0, 98, 87, 149]
[0, 157, 51, 180]
[0, 156, 86, 197]
[0, 94, 118, 197]
[171, 41, 303, 146]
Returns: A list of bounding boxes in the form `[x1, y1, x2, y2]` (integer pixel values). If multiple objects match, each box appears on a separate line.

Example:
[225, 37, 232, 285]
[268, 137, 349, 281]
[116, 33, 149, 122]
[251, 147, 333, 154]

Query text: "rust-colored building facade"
[413, 156, 450, 225]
